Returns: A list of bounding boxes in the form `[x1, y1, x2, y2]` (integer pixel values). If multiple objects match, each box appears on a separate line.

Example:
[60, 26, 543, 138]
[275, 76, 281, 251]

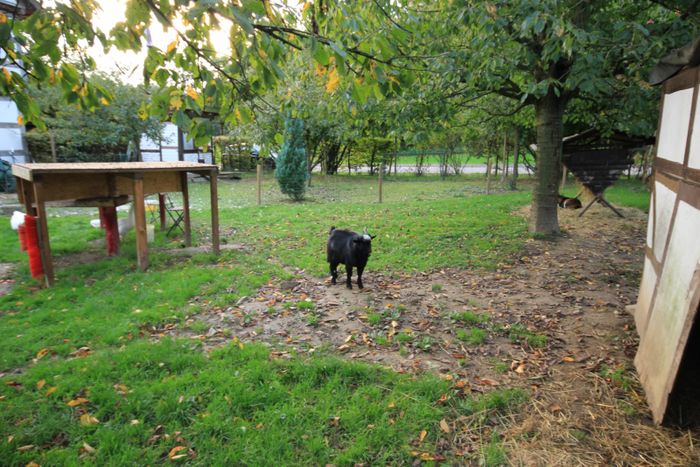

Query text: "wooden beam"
[133, 175, 148, 271]
[158, 193, 166, 231]
[180, 172, 192, 247]
[32, 176, 54, 286]
[210, 169, 220, 255]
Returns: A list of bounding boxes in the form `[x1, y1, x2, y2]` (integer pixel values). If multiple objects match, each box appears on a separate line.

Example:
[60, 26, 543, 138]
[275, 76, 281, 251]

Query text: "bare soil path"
[157, 203, 698, 465]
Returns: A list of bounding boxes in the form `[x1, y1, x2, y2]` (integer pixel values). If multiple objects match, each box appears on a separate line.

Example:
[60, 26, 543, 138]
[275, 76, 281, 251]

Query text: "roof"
[649, 37, 700, 85]
[0, 0, 40, 19]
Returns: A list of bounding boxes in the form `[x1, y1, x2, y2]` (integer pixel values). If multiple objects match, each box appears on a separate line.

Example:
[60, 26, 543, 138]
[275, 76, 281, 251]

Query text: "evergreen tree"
[275, 118, 308, 201]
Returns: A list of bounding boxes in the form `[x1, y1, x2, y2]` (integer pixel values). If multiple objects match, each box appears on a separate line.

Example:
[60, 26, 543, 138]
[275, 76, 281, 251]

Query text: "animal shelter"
[631, 44, 700, 425]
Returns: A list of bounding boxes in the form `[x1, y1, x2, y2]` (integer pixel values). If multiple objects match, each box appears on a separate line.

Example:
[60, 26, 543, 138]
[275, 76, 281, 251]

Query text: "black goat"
[327, 226, 375, 289]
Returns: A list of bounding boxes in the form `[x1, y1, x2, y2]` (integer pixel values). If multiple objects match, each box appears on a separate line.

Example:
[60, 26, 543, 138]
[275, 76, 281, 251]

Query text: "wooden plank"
[133, 176, 148, 271]
[664, 66, 698, 94]
[39, 173, 112, 202]
[17, 177, 34, 214]
[210, 169, 220, 255]
[180, 172, 192, 247]
[11, 162, 216, 177]
[158, 193, 166, 231]
[32, 177, 54, 287]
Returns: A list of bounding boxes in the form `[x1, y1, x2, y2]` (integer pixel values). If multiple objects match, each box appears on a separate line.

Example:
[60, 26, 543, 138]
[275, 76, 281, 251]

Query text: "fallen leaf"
[17, 444, 34, 452]
[418, 430, 427, 444]
[387, 402, 395, 409]
[7, 435, 14, 443]
[79, 414, 99, 426]
[114, 384, 128, 395]
[168, 445, 187, 459]
[562, 356, 576, 362]
[67, 397, 89, 407]
[36, 348, 50, 359]
[81, 442, 96, 454]
[45, 386, 58, 396]
[25, 462, 39, 467]
[439, 419, 450, 433]
[130, 419, 140, 425]
[36, 380, 45, 390]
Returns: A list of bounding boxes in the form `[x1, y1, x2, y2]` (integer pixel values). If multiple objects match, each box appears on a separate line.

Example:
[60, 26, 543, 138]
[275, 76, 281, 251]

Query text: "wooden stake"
[378, 159, 383, 203]
[210, 169, 220, 255]
[256, 162, 262, 205]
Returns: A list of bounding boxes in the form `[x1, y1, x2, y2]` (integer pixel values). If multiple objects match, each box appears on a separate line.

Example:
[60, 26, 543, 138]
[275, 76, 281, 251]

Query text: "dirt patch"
[156, 202, 698, 464]
[0, 263, 15, 297]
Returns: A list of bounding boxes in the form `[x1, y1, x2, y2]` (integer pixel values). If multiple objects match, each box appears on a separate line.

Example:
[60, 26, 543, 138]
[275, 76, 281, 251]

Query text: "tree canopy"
[1, 0, 696, 232]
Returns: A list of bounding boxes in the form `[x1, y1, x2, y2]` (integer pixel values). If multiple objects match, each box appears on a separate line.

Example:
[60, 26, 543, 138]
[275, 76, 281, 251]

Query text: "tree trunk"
[510, 127, 520, 190]
[530, 92, 564, 235]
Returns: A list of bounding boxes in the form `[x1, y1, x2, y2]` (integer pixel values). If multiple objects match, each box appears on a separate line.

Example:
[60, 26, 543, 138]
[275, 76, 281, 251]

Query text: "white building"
[140, 122, 213, 164]
[0, 0, 39, 165]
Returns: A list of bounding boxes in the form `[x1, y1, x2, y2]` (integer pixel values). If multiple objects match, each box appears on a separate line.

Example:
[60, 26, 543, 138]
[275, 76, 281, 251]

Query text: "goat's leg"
[330, 262, 339, 284]
[346, 265, 353, 289]
[356, 265, 364, 289]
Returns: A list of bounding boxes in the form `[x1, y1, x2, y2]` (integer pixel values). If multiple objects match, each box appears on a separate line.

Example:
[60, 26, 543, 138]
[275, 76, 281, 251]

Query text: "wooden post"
[560, 164, 568, 190]
[133, 175, 148, 271]
[158, 193, 166, 230]
[49, 130, 57, 162]
[486, 156, 493, 194]
[503, 133, 509, 180]
[256, 162, 262, 205]
[210, 169, 220, 255]
[378, 158, 384, 203]
[32, 176, 54, 286]
[180, 172, 192, 247]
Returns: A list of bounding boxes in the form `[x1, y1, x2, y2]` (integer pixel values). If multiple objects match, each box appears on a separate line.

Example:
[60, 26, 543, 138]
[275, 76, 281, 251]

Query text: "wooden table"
[12, 162, 220, 287]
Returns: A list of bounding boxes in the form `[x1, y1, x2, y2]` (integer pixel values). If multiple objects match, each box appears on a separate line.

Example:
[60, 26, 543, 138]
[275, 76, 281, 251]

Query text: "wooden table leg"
[180, 172, 192, 247]
[18, 178, 36, 215]
[32, 177, 54, 286]
[158, 193, 166, 231]
[133, 175, 148, 271]
[210, 169, 219, 255]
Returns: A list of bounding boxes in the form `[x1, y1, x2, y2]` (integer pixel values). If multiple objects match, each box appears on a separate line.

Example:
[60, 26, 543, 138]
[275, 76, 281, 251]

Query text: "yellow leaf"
[2, 67, 11, 83]
[418, 429, 427, 444]
[36, 348, 50, 359]
[185, 86, 198, 100]
[81, 441, 96, 454]
[439, 418, 450, 433]
[562, 356, 575, 362]
[45, 386, 58, 396]
[17, 115, 24, 126]
[36, 380, 45, 390]
[67, 397, 89, 407]
[302, 2, 311, 13]
[168, 446, 187, 459]
[100, 97, 110, 106]
[169, 96, 183, 110]
[0, 13, 7, 24]
[166, 39, 178, 54]
[325, 68, 340, 93]
[79, 413, 99, 426]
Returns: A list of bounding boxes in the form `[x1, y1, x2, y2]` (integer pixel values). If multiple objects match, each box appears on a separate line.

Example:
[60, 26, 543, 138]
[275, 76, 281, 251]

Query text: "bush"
[274, 118, 308, 201]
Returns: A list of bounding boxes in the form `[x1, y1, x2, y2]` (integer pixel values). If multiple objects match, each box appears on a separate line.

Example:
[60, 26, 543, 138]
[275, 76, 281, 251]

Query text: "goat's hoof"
[346, 284, 352, 290]
[358, 283, 364, 289]
[331, 278, 336, 285]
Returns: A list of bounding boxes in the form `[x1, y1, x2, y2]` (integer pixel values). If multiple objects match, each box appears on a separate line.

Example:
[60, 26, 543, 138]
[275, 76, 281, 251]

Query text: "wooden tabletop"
[12, 162, 218, 181]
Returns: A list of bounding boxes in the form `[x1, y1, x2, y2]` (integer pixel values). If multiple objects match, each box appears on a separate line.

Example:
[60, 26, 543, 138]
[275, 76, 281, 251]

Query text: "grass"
[0, 174, 650, 464]
[457, 327, 487, 346]
[507, 324, 548, 349]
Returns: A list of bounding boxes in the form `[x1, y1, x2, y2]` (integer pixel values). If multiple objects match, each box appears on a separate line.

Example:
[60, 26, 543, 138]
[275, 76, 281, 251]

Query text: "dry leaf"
[81, 442, 96, 454]
[67, 397, 89, 407]
[562, 356, 576, 362]
[79, 414, 99, 426]
[25, 462, 39, 467]
[439, 419, 450, 433]
[418, 430, 427, 444]
[17, 444, 34, 451]
[36, 348, 50, 359]
[45, 386, 58, 396]
[36, 380, 45, 390]
[168, 446, 187, 459]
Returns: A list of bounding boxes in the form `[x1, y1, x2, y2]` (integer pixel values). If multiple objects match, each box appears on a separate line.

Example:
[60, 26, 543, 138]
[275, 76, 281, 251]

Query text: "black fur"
[327, 226, 375, 289]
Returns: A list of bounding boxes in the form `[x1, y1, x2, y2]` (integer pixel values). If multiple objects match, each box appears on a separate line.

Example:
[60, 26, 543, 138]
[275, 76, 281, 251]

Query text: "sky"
[87, 0, 298, 84]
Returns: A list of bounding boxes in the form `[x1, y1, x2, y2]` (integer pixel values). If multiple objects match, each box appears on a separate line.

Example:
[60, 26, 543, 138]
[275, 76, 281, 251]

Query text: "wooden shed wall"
[633, 66, 700, 424]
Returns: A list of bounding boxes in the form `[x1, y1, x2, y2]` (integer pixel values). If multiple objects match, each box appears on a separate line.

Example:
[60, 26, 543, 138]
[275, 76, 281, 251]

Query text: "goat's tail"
[329, 226, 336, 234]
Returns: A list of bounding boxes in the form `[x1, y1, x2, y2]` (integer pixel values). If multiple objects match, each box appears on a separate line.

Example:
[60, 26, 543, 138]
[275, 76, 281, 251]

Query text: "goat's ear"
[370, 234, 377, 239]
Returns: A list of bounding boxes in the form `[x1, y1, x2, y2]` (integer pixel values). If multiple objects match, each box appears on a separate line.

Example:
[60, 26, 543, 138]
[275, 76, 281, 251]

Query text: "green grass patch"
[456, 328, 487, 346]
[0, 340, 454, 465]
[450, 311, 490, 326]
[507, 324, 548, 349]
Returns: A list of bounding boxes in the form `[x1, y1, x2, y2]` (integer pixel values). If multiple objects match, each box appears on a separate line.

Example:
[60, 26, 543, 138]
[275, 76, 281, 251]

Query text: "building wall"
[140, 122, 212, 164]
